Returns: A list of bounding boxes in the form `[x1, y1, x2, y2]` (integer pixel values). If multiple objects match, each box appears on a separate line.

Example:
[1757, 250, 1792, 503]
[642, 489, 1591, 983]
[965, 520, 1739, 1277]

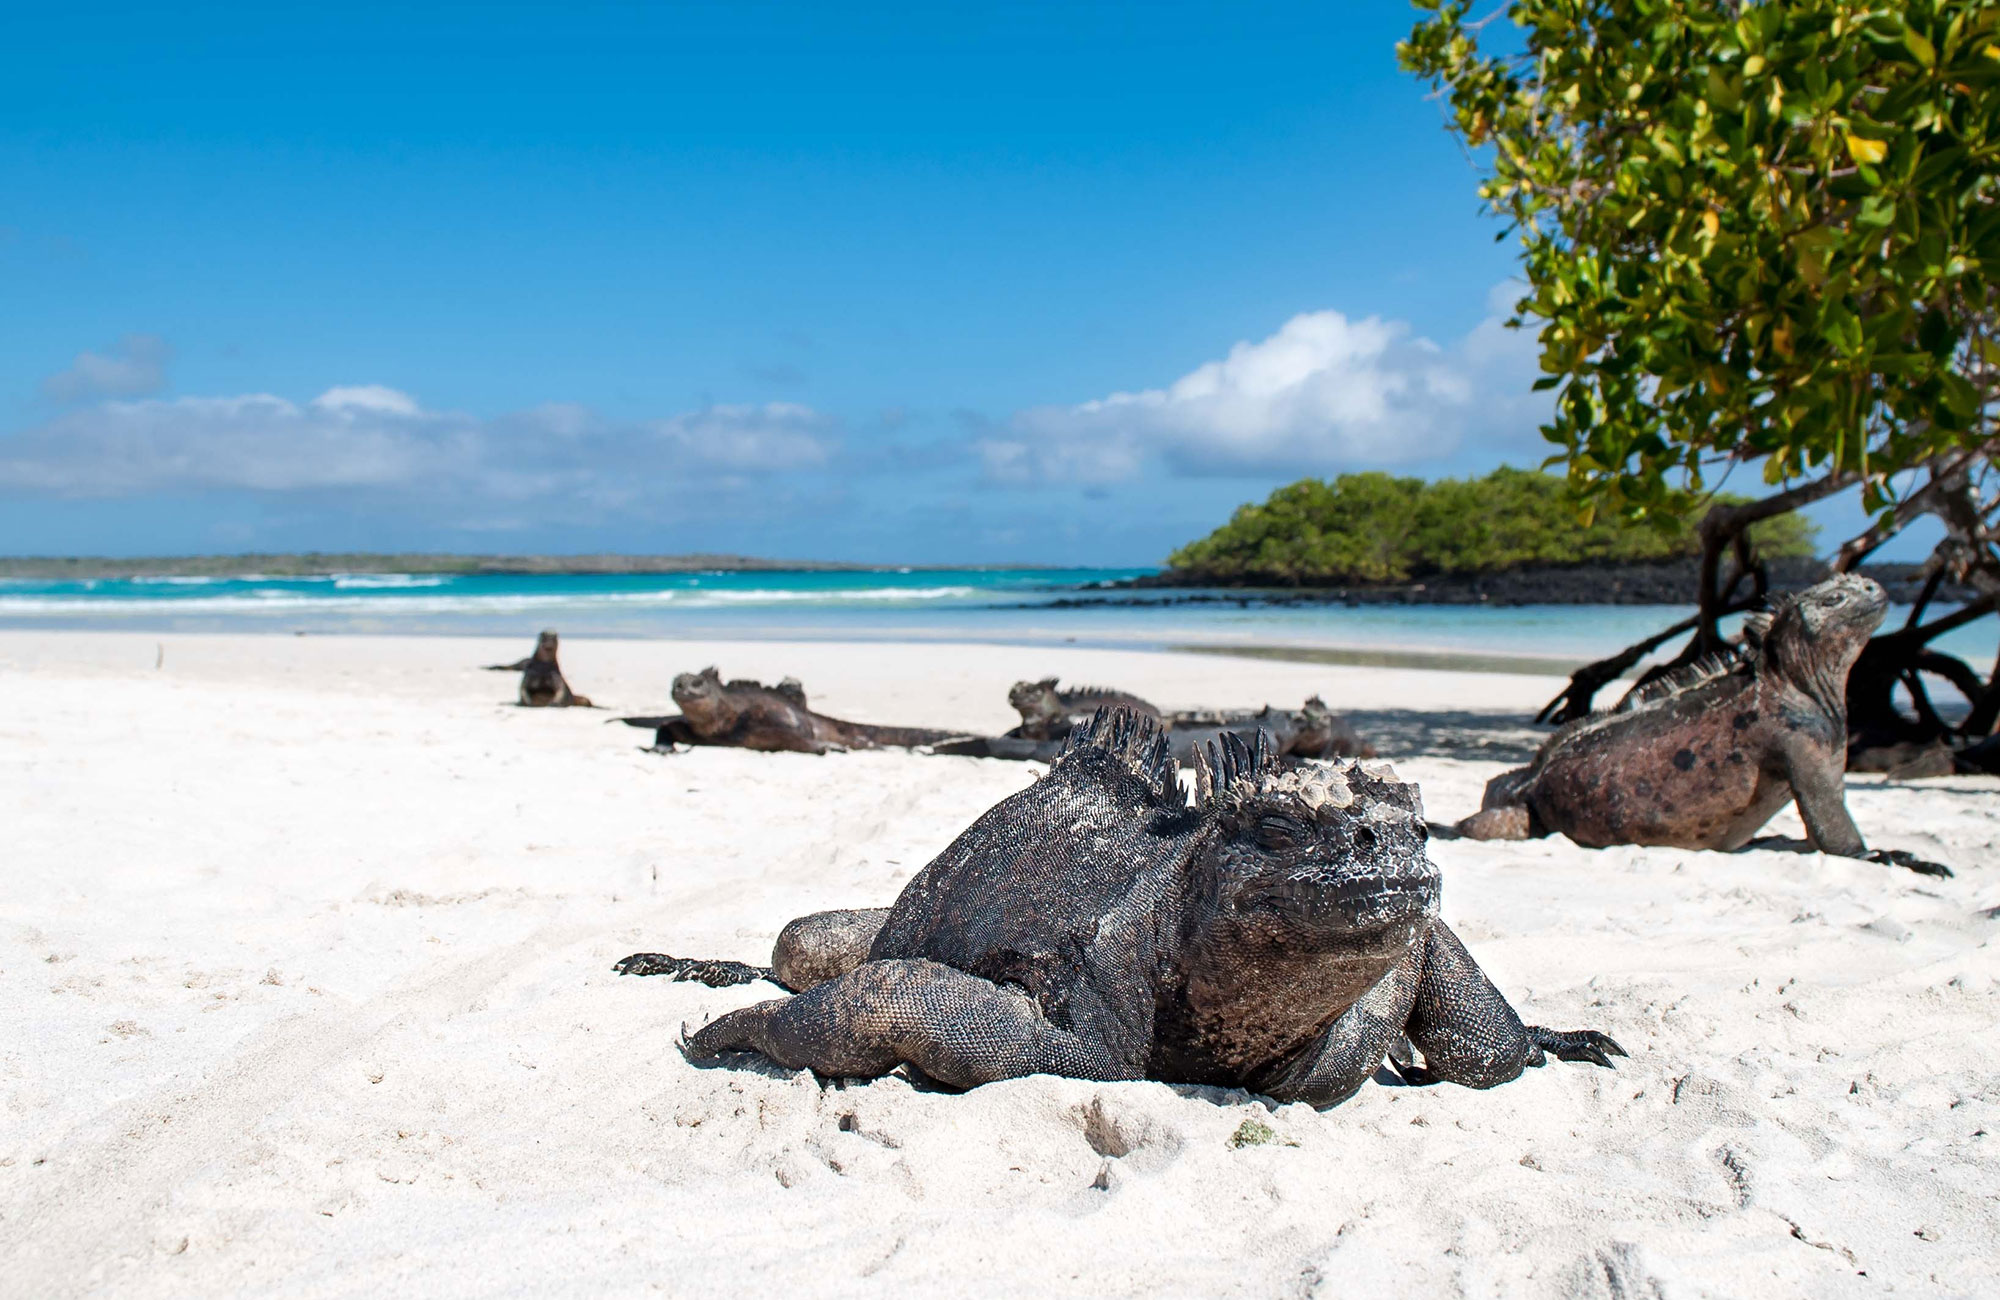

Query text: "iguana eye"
[1255, 816, 1306, 851]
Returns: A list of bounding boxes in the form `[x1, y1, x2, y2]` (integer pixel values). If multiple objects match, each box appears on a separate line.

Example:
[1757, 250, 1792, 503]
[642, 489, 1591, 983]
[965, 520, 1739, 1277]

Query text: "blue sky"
[0, 2, 1897, 563]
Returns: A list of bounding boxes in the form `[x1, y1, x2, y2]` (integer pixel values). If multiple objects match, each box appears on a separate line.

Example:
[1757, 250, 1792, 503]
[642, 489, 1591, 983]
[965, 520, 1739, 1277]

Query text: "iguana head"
[1758, 574, 1887, 713]
[1284, 696, 1347, 756]
[672, 666, 739, 729]
[1175, 734, 1439, 1067]
[1008, 677, 1066, 731]
[1193, 734, 1439, 960]
[1292, 694, 1376, 758]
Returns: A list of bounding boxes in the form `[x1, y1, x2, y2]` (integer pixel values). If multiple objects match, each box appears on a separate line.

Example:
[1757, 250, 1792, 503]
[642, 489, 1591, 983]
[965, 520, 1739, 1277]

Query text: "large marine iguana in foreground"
[616, 709, 1623, 1106]
[620, 667, 964, 755]
[485, 629, 592, 707]
[1454, 575, 1950, 876]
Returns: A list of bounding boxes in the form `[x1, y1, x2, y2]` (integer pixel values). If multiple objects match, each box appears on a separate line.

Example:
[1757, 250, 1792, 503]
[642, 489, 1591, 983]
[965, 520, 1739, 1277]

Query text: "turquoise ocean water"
[2, 568, 1993, 669]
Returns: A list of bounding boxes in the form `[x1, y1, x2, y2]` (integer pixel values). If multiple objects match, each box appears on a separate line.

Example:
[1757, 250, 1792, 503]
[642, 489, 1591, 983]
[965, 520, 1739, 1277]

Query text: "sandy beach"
[2, 629, 1995, 1298]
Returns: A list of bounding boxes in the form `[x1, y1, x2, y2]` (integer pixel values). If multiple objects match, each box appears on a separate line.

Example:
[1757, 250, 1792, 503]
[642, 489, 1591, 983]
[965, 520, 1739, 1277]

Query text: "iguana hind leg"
[772, 907, 891, 991]
[613, 907, 890, 993]
[1399, 922, 1624, 1088]
[1453, 766, 1544, 841]
[682, 958, 1126, 1089]
[1455, 806, 1535, 840]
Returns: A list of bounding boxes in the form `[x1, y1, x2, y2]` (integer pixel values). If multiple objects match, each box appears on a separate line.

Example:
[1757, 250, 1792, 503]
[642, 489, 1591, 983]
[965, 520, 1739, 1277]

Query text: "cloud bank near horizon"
[981, 287, 1545, 485]
[0, 384, 838, 511]
[2, 290, 1550, 547]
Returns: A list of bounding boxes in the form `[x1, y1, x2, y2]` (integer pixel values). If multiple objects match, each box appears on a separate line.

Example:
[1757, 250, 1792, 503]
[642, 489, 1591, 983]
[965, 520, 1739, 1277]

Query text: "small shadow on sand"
[1348, 709, 1547, 764]
[1848, 780, 1998, 797]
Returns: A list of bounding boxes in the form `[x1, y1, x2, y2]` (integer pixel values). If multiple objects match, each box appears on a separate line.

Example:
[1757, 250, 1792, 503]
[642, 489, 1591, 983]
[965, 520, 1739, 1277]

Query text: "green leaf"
[1398, 0, 1994, 530]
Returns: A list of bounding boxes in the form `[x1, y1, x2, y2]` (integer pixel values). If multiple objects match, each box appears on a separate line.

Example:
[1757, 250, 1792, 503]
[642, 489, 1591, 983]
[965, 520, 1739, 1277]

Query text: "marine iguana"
[485, 629, 592, 707]
[616, 709, 1623, 1106]
[1454, 575, 1950, 876]
[619, 667, 964, 755]
[942, 692, 1374, 766]
[1007, 678, 1162, 741]
[1169, 696, 1375, 762]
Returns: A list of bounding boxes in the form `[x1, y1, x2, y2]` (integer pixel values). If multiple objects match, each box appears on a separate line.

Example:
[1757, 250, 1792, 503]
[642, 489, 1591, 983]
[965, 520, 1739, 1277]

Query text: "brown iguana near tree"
[1454, 575, 1950, 876]
[619, 667, 964, 755]
[485, 629, 592, 707]
[615, 709, 1623, 1106]
[1007, 677, 1163, 740]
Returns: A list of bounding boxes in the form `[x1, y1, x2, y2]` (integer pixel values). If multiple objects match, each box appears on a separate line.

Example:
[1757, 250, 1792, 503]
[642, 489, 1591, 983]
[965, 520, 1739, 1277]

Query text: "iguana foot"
[613, 953, 774, 986]
[1455, 806, 1533, 840]
[1527, 1026, 1626, 1068]
[1866, 848, 1953, 878]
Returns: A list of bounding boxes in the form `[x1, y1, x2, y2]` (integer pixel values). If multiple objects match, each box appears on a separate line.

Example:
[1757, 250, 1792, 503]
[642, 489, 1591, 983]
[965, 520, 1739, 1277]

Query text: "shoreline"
[0, 621, 1612, 677]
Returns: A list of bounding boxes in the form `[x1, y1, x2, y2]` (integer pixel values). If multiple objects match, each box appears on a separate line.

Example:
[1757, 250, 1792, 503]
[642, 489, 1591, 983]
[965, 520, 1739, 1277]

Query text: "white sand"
[2, 630, 1995, 1299]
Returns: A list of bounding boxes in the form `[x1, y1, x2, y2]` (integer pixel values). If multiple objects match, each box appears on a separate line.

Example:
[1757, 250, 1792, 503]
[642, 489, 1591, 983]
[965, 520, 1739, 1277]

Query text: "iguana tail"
[612, 953, 775, 987]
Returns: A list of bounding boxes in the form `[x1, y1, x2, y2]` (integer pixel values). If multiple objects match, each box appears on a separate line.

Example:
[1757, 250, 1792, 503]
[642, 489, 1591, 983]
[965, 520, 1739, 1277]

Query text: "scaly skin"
[485, 629, 592, 708]
[1456, 576, 1950, 876]
[617, 709, 1623, 1107]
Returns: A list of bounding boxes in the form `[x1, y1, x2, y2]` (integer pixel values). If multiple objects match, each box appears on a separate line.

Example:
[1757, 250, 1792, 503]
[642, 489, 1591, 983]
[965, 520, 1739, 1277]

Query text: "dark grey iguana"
[947, 691, 1374, 768]
[1007, 677, 1163, 741]
[615, 709, 1622, 1107]
[618, 667, 965, 755]
[485, 629, 592, 707]
[1454, 575, 1950, 876]
[1168, 695, 1375, 763]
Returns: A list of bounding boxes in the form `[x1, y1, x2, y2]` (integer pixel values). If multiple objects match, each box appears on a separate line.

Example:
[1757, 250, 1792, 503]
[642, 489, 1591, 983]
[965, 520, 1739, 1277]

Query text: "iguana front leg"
[1783, 737, 1867, 857]
[1251, 950, 1423, 1108]
[682, 958, 1130, 1089]
[1783, 739, 1953, 875]
[1399, 922, 1624, 1088]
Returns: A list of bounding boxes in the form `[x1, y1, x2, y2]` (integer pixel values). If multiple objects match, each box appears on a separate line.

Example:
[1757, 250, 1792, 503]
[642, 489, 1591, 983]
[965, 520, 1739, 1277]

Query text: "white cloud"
[646, 403, 835, 471]
[0, 387, 838, 505]
[312, 384, 423, 416]
[40, 334, 173, 403]
[983, 288, 1546, 484]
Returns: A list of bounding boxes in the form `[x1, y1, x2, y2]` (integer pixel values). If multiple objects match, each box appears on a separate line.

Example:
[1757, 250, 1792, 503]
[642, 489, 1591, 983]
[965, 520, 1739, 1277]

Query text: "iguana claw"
[1528, 1027, 1627, 1068]
[1867, 848, 1953, 878]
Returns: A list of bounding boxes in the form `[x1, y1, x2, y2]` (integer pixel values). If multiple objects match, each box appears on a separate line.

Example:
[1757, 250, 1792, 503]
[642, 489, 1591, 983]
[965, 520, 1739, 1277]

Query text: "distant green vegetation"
[1165, 468, 1819, 585]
